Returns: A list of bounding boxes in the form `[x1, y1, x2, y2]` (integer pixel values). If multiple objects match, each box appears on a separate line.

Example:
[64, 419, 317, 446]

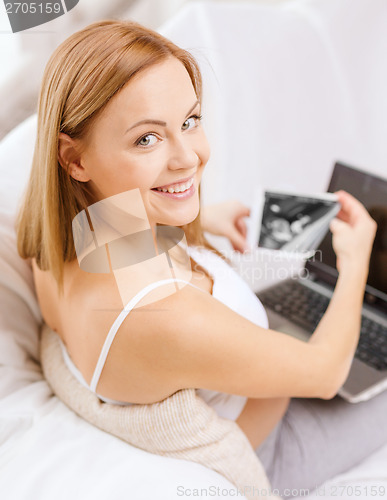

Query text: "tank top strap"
[89, 278, 203, 392]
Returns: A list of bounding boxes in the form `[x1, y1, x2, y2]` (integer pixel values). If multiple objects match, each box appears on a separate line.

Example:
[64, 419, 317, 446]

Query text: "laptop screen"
[306, 162, 387, 313]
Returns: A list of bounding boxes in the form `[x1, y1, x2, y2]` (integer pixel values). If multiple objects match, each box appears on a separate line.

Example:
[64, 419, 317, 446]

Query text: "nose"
[168, 136, 199, 171]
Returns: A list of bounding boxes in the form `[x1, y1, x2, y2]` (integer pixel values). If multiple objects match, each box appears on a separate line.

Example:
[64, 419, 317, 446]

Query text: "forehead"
[101, 57, 197, 125]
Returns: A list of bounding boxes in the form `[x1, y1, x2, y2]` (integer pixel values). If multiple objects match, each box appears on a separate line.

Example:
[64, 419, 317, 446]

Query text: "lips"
[151, 181, 195, 200]
[152, 174, 195, 191]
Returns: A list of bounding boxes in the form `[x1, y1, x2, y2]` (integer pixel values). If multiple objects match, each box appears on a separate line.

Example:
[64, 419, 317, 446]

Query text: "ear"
[58, 133, 91, 182]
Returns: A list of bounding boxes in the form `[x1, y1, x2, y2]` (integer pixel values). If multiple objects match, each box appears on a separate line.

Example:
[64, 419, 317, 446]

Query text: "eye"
[136, 134, 158, 147]
[182, 114, 202, 131]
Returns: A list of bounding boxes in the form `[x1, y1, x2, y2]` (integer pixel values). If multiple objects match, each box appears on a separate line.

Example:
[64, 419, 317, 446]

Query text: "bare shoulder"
[79, 278, 211, 403]
[54, 264, 205, 402]
[32, 257, 123, 382]
[32, 255, 214, 403]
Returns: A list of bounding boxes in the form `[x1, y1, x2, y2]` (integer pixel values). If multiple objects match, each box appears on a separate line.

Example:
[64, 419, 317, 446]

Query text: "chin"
[156, 205, 199, 228]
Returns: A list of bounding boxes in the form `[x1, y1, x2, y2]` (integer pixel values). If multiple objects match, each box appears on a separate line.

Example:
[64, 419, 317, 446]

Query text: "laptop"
[256, 162, 387, 403]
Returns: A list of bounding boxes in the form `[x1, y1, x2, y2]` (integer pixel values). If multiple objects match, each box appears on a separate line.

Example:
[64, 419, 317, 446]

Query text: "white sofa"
[1, 1, 386, 499]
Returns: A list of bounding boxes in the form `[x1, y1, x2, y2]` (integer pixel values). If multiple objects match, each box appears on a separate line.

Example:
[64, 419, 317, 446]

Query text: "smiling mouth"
[152, 177, 194, 194]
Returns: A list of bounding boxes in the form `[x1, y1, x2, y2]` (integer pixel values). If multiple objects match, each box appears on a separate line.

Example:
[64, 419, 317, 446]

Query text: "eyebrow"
[124, 100, 200, 134]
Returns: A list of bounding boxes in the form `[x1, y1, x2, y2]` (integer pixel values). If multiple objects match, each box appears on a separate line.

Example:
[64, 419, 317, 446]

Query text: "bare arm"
[307, 190, 376, 396]
[88, 191, 376, 404]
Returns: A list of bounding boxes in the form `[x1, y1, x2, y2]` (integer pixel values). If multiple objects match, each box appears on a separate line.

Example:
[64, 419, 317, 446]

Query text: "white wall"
[0, 0, 294, 139]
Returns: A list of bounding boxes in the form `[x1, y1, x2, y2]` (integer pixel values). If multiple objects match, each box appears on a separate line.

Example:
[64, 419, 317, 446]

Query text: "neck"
[150, 223, 159, 255]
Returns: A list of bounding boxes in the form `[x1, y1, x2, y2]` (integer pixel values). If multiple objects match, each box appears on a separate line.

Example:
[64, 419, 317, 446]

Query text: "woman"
[17, 19, 386, 498]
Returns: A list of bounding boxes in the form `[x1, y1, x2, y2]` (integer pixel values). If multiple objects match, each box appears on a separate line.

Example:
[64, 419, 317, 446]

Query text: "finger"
[235, 217, 248, 238]
[229, 226, 249, 253]
[334, 190, 366, 224]
[334, 191, 351, 223]
[334, 209, 350, 224]
[238, 206, 251, 218]
[329, 217, 348, 233]
[231, 200, 251, 218]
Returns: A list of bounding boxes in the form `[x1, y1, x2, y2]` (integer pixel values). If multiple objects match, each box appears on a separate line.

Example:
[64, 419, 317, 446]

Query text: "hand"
[329, 190, 377, 273]
[201, 200, 251, 253]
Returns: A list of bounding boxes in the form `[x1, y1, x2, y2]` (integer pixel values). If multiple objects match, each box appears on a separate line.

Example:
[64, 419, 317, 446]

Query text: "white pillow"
[0, 115, 42, 399]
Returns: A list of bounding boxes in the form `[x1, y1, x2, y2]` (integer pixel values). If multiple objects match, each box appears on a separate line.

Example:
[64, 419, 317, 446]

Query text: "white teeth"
[156, 177, 194, 193]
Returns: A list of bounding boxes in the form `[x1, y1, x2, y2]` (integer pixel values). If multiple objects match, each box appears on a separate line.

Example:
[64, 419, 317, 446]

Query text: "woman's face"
[76, 56, 210, 227]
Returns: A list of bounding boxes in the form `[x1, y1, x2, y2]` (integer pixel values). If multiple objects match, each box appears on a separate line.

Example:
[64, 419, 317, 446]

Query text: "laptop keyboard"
[257, 280, 387, 371]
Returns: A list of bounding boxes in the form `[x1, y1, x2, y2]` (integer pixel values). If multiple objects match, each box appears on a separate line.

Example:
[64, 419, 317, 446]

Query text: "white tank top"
[58, 244, 268, 421]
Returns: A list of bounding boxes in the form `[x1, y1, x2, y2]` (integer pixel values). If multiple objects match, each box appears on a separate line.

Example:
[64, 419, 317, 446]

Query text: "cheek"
[115, 154, 166, 190]
[197, 132, 211, 166]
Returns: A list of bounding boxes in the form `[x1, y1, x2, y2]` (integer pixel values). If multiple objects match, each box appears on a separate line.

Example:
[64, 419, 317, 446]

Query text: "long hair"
[16, 19, 226, 292]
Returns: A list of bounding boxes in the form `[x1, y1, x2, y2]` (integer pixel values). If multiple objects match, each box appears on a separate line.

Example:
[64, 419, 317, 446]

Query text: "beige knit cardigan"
[40, 323, 280, 500]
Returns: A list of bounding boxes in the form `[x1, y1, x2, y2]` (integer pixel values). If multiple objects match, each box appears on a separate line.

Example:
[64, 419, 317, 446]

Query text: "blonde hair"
[17, 19, 225, 292]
